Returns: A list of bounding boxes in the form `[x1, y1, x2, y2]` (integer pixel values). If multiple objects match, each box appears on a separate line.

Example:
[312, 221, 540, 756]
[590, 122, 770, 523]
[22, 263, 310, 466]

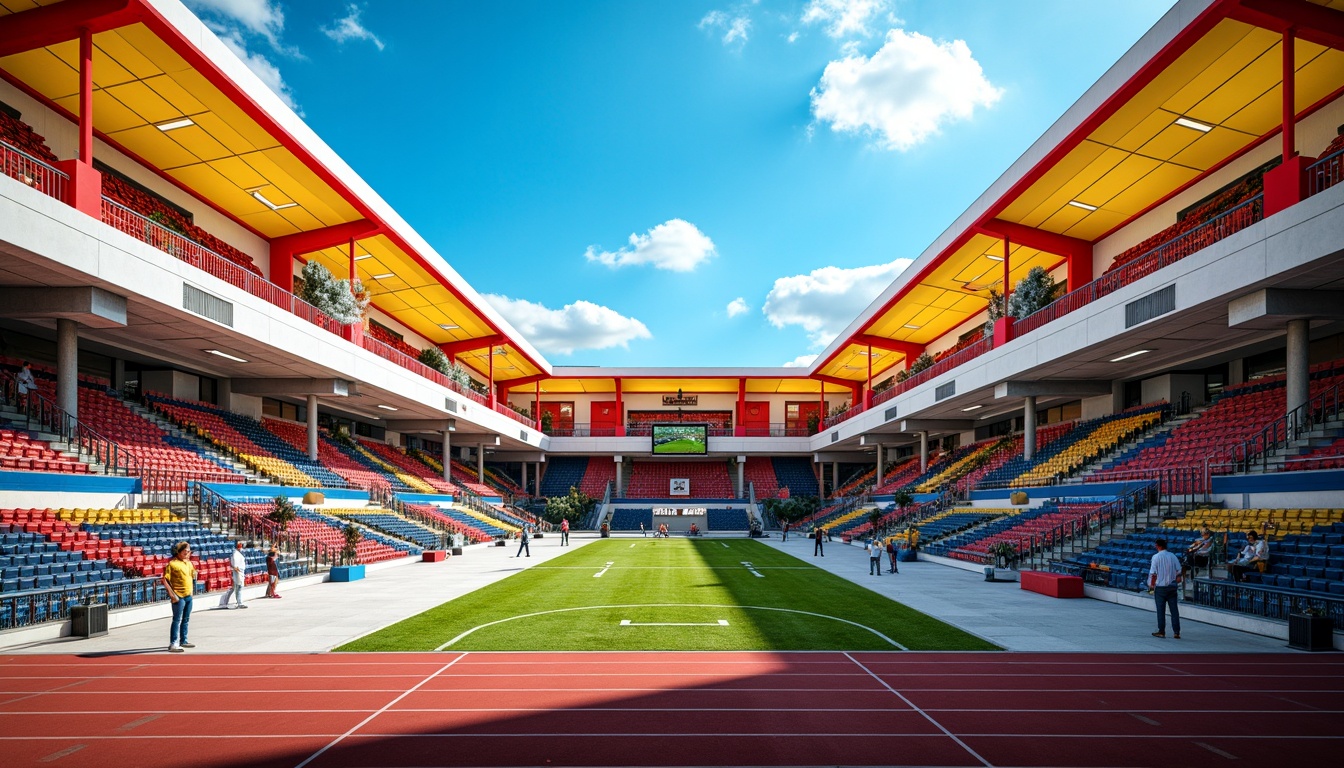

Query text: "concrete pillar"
[875, 445, 883, 486]
[55, 318, 78, 417]
[1286, 319, 1310, 422]
[306, 394, 318, 460]
[477, 448, 485, 482]
[441, 431, 451, 483]
[112, 358, 126, 393]
[614, 456, 623, 495]
[831, 461, 838, 492]
[919, 431, 929, 473]
[1024, 395, 1038, 461]
[737, 459, 745, 498]
[521, 462, 528, 495]
[1228, 358, 1245, 388]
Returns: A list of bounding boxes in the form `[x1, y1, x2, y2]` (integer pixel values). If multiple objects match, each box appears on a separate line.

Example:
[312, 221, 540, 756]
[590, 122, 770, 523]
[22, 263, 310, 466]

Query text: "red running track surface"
[0, 652, 1341, 767]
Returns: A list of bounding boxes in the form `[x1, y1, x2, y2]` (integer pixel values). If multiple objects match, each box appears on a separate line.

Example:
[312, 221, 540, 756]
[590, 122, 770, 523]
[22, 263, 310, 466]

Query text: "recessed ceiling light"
[204, 349, 247, 363]
[985, 254, 1005, 262]
[1174, 116, 1213, 133]
[155, 117, 194, 132]
[438, 323, 459, 330]
[1067, 200, 1098, 211]
[961, 404, 983, 412]
[903, 324, 921, 330]
[1110, 349, 1152, 362]
[376, 404, 399, 411]
[250, 190, 297, 210]
[354, 254, 372, 261]
[371, 273, 395, 280]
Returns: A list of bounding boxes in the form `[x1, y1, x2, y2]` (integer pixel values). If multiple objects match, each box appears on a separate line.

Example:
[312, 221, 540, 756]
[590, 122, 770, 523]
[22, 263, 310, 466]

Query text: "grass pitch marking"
[594, 561, 614, 578]
[721, 543, 729, 548]
[629, 543, 637, 548]
[434, 603, 907, 650]
[620, 619, 729, 627]
[740, 561, 764, 578]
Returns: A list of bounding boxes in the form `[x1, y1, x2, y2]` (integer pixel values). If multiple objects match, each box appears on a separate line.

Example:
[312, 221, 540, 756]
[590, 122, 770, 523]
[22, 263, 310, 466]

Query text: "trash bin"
[1288, 613, 1333, 651]
[70, 603, 108, 638]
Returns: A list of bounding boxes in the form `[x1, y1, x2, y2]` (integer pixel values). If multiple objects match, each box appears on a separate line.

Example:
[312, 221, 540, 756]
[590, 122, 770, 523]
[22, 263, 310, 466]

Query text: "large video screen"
[651, 424, 708, 455]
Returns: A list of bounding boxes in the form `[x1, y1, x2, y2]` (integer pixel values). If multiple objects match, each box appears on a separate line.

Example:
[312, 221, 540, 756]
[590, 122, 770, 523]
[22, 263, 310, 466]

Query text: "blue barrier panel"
[199, 483, 371, 502]
[1211, 469, 1344, 495]
[0, 470, 139, 494]
[395, 492, 457, 505]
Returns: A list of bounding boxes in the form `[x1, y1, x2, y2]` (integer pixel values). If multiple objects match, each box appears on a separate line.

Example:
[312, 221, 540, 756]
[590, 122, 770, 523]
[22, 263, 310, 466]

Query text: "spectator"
[560, 518, 570, 546]
[886, 537, 900, 574]
[161, 541, 195, 652]
[1149, 538, 1183, 639]
[515, 526, 531, 558]
[219, 541, 249, 609]
[813, 526, 825, 557]
[1228, 530, 1268, 582]
[1183, 528, 1214, 577]
[265, 546, 281, 599]
[867, 538, 883, 576]
[15, 361, 35, 407]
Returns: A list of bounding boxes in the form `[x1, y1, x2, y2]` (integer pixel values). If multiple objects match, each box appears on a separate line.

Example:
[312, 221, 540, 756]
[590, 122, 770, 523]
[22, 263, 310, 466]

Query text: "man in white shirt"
[220, 541, 249, 609]
[1228, 530, 1268, 583]
[867, 538, 883, 576]
[1148, 538, 1182, 639]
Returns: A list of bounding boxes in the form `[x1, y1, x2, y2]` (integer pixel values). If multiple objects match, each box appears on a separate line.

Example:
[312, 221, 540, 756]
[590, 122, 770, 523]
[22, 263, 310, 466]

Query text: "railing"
[871, 337, 996, 408]
[0, 577, 166, 630]
[821, 405, 865, 430]
[1214, 380, 1342, 476]
[1, 139, 67, 203]
[1015, 195, 1264, 338]
[1192, 579, 1344, 632]
[360, 333, 490, 406]
[0, 370, 139, 477]
[968, 484, 1152, 572]
[194, 485, 334, 570]
[1307, 148, 1344, 197]
[1087, 465, 1200, 508]
[493, 402, 535, 427]
[742, 423, 816, 437]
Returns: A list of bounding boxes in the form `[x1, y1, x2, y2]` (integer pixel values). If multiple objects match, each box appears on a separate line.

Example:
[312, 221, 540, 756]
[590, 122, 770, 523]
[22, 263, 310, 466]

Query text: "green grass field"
[652, 438, 707, 454]
[338, 539, 998, 652]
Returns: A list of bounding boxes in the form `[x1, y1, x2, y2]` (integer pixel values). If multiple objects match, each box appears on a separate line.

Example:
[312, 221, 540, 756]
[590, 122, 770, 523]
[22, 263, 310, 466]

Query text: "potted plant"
[331, 525, 365, 582]
[989, 541, 1017, 570]
[540, 410, 554, 434]
[267, 495, 296, 531]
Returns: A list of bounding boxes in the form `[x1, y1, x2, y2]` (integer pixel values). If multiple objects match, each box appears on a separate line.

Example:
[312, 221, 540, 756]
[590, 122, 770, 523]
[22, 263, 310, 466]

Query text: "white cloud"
[699, 8, 751, 46]
[323, 4, 385, 51]
[811, 29, 1002, 151]
[185, 0, 287, 50]
[787, 31, 800, 44]
[801, 0, 889, 39]
[782, 354, 818, 368]
[726, 297, 749, 318]
[763, 259, 912, 348]
[216, 32, 300, 111]
[484, 295, 652, 356]
[585, 219, 717, 272]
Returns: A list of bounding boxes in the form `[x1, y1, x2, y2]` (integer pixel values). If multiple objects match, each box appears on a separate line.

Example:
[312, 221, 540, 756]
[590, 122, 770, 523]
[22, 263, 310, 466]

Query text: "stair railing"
[1215, 380, 1342, 476]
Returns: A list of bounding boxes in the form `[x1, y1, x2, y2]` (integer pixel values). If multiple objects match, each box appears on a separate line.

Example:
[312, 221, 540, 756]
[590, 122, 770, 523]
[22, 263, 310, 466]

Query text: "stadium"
[0, 0, 1342, 766]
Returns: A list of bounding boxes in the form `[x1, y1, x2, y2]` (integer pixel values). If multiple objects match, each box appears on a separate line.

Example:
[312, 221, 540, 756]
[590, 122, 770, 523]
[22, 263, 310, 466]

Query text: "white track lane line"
[292, 653, 467, 768]
[844, 652, 993, 768]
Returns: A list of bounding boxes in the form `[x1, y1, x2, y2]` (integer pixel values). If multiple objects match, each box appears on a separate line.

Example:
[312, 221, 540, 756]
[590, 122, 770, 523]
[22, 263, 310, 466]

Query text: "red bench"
[422, 550, 448, 562]
[1020, 570, 1084, 598]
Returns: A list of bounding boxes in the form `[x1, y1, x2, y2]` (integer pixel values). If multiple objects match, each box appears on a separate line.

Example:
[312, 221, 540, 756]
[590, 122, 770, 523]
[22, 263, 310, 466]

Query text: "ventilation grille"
[182, 284, 232, 326]
[444, 397, 458, 413]
[1126, 285, 1175, 328]
[831, 431, 839, 443]
[884, 406, 898, 421]
[936, 382, 956, 400]
[520, 430, 528, 441]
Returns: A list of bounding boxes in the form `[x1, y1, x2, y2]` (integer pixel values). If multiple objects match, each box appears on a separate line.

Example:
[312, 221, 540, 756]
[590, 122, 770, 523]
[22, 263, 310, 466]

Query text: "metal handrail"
[1306, 147, 1344, 197]
[0, 370, 140, 477]
[360, 333, 490, 406]
[0, 139, 67, 203]
[1215, 380, 1342, 475]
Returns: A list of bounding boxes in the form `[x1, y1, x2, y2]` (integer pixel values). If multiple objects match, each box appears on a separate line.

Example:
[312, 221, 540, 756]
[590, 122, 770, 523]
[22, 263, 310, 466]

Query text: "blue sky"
[186, 0, 1176, 368]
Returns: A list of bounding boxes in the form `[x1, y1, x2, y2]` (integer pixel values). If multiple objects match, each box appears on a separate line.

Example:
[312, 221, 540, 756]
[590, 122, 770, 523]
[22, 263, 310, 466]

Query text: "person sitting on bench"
[1228, 530, 1267, 583]
[1183, 528, 1214, 577]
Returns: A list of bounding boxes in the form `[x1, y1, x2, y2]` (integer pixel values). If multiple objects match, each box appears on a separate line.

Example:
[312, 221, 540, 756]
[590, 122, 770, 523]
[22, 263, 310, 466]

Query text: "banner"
[669, 478, 690, 496]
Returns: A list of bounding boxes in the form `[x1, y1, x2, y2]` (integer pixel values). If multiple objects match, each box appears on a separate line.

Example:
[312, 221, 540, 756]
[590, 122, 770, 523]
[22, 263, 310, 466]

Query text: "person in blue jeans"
[515, 526, 531, 557]
[1148, 538, 1183, 639]
[161, 541, 196, 652]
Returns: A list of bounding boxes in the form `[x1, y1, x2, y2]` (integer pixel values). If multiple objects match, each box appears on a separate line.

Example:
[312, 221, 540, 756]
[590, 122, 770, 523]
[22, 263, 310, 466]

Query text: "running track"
[1, 652, 1341, 767]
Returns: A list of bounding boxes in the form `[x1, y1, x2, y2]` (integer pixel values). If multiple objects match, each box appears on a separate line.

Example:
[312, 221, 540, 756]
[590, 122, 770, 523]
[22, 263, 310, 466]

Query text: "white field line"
[619, 619, 729, 627]
[740, 561, 764, 578]
[594, 561, 614, 578]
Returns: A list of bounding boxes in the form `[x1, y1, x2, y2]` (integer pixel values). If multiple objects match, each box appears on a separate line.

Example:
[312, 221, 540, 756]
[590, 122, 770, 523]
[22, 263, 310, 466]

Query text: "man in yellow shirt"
[161, 541, 196, 653]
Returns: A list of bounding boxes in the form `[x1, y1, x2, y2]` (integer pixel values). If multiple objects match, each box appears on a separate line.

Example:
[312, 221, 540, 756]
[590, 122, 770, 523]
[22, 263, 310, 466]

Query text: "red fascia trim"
[131, 1, 546, 375]
[0, 66, 273, 244]
[0, 0, 137, 59]
[817, 0, 1235, 376]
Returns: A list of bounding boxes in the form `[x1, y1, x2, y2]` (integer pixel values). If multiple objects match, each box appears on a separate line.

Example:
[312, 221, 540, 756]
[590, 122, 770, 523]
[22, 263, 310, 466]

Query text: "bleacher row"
[607, 508, 751, 532]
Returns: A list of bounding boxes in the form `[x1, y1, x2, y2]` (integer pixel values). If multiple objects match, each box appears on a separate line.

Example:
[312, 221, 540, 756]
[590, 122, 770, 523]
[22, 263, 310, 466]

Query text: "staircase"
[124, 400, 274, 485]
[1078, 406, 1209, 478]
[1237, 415, 1344, 473]
[0, 400, 107, 473]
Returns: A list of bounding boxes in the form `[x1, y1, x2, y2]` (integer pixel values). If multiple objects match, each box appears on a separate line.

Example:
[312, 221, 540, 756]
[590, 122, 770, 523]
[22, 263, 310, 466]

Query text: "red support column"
[994, 237, 1015, 347]
[57, 26, 101, 215]
[348, 238, 357, 291]
[534, 381, 541, 431]
[864, 345, 873, 409]
[615, 378, 625, 436]
[487, 346, 495, 407]
[735, 378, 746, 436]
[1264, 29, 1310, 216]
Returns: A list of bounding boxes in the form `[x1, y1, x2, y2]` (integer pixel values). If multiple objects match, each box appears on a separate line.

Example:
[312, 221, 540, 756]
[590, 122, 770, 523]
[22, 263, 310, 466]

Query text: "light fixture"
[1174, 116, 1213, 133]
[985, 254, 1004, 262]
[250, 189, 297, 211]
[1067, 200, 1098, 211]
[371, 273, 395, 280]
[903, 324, 921, 330]
[205, 349, 247, 363]
[155, 117, 194, 132]
[438, 323, 459, 331]
[354, 254, 372, 261]
[446, 418, 456, 432]
[1110, 349, 1153, 362]
[377, 404, 399, 411]
[961, 404, 983, 412]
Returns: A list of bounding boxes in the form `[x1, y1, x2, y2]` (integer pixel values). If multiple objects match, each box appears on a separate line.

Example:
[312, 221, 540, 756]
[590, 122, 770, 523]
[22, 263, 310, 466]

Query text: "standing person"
[219, 541, 249, 609]
[813, 526, 825, 557]
[867, 538, 883, 576]
[264, 546, 281, 599]
[640, 522, 646, 537]
[1148, 538, 1183, 639]
[560, 518, 570, 546]
[161, 541, 196, 652]
[887, 537, 900, 574]
[515, 526, 531, 557]
[1228, 530, 1268, 582]
[15, 361, 36, 407]
[781, 522, 789, 542]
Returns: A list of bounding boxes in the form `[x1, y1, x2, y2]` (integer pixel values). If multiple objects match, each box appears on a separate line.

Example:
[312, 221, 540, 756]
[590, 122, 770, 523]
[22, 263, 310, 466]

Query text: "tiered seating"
[707, 508, 750, 531]
[872, 457, 922, 494]
[914, 438, 1010, 493]
[367, 323, 420, 359]
[0, 110, 59, 164]
[358, 439, 455, 493]
[911, 508, 1010, 542]
[626, 411, 732, 432]
[609, 508, 653, 531]
[1052, 529, 1202, 591]
[1162, 508, 1344, 538]
[1104, 173, 1263, 275]
[0, 427, 87, 473]
[1290, 436, 1344, 470]
[539, 456, 588, 497]
[405, 503, 514, 539]
[932, 503, 1103, 561]
[832, 467, 875, 498]
[401, 503, 495, 543]
[971, 423, 1077, 489]
[448, 459, 504, 498]
[101, 174, 263, 277]
[337, 511, 443, 550]
[743, 457, 780, 497]
[148, 394, 321, 486]
[1004, 406, 1166, 487]
[772, 457, 819, 497]
[624, 461, 734, 499]
[263, 419, 408, 492]
[578, 457, 616, 497]
[1253, 521, 1344, 596]
[287, 509, 419, 563]
[0, 515, 125, 594]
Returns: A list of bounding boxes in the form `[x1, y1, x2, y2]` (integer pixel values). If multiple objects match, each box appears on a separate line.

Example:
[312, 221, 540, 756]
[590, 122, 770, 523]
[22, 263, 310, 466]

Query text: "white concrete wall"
[0, 491, 131, 509]
[142, 370, 200, 401]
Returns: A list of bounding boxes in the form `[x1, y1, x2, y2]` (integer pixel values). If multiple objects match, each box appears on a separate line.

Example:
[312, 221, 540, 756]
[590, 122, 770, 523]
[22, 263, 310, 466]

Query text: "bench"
[1020, 570, 1084, 598]
[422, 550, 448, 562]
